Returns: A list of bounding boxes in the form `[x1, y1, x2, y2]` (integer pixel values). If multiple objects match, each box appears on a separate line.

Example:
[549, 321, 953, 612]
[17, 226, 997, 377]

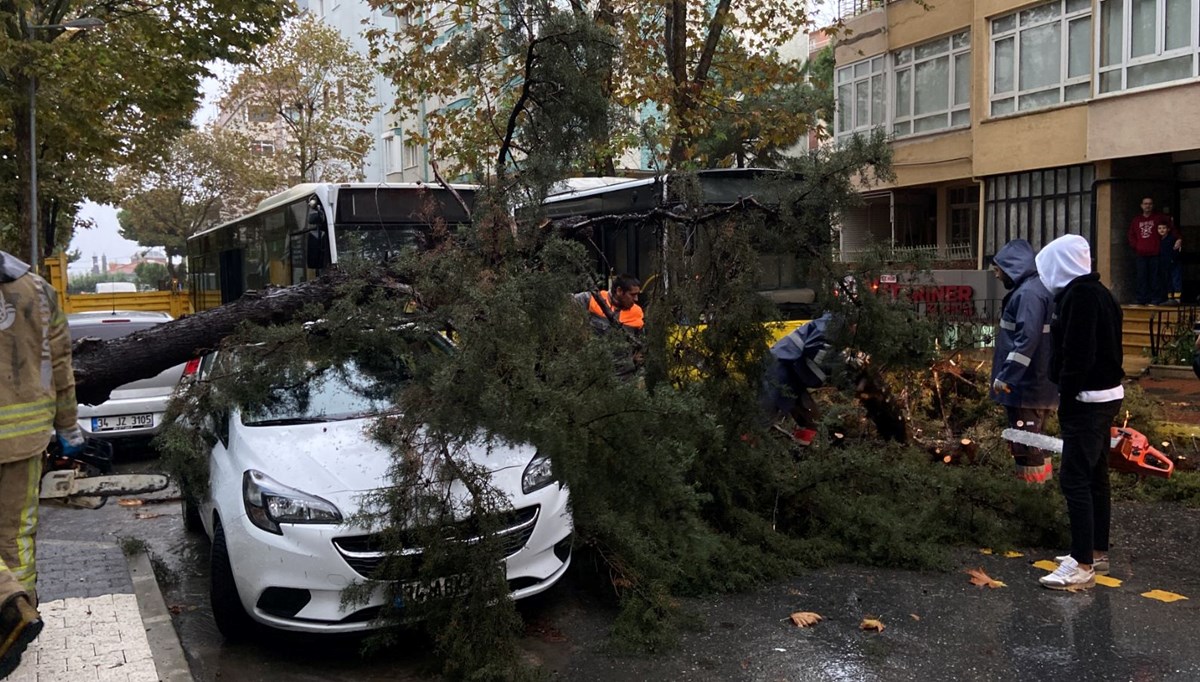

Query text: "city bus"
[187, 183, 476, 312]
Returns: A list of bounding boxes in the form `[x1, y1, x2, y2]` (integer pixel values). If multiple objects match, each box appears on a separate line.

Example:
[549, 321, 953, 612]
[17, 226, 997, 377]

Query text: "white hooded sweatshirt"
[1035, 234, 1091, 296]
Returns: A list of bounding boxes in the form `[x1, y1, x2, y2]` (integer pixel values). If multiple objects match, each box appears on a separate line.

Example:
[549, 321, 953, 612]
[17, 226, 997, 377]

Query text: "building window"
[892, 30, 971, 137]
[835, 56, 887, 141]
[949, 186, 980, 251]
[984, 164, 1095, 258]
[246, 104, 274, 123]
[402, 140, 420, 169]
[990, 0, 1093, 116]
[250, 140, 275, 156]
[383, 135, 397, 173]
[1099, 0, 1200, 93]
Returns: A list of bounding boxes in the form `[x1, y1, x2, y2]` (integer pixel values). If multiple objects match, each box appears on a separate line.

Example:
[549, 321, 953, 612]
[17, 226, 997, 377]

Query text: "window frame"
[989, 0, 1094, 116]
[402, 139, 420, 170]
[891, 30, 972, 138]
[834, 55, 887, 141]
[1097, 0, 1200, 94]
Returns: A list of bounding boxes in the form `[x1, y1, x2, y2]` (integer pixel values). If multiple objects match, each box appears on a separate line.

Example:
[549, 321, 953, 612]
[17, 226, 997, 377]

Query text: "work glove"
[992, 379, 1011, 395]
[845, 350, 871, 370]
[56, 426, 85, 457]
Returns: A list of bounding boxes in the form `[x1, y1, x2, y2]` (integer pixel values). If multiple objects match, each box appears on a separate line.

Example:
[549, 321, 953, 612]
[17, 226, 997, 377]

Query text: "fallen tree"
[69, 270, 415, 406]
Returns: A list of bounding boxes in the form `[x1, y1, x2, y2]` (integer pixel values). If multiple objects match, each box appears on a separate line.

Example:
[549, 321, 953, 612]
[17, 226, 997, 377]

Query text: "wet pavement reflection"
[38, 445, 1200, 680]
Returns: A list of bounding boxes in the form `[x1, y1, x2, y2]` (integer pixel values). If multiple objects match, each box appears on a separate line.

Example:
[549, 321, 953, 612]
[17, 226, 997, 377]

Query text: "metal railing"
[836, 0, 885, 20]
[837, 242, 976, 263]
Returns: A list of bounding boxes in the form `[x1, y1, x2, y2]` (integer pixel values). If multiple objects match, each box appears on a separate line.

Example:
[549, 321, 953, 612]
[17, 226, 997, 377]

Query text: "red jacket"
[1128, 212, 1177, 256]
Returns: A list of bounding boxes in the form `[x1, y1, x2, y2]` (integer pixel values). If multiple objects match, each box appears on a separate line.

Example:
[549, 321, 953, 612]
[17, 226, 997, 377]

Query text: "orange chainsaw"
[1001, 426, 1174, 478]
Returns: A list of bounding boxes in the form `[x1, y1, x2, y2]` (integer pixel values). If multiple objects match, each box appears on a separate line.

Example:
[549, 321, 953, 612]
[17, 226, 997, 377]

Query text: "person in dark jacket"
[1035, 234, 1124, 591]
[760, 312, 844, 446]
[990, 240, 1058, 484]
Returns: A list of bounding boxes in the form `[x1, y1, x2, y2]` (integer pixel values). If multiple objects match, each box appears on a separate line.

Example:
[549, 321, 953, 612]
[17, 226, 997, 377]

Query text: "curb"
[128, 551, 194, 682]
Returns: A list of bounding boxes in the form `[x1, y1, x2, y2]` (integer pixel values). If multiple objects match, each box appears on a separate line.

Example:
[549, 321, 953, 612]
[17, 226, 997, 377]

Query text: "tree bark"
[70, 270, 413, 406]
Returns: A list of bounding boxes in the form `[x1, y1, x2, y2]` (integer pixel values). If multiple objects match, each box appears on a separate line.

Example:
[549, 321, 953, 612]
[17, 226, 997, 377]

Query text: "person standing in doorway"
[989, 240, 1057, 484]
[1128, 197, 1179, 305]
[1156, 221, 1183, 305]
[1035, 235, 1124, 591]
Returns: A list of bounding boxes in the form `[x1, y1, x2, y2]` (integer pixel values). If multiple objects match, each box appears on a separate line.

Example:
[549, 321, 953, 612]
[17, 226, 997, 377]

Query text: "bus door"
[218, 248, 245, 304]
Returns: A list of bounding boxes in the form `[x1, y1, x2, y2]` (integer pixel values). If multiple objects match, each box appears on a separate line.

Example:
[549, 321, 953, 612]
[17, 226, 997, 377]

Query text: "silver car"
[67, 311, 189, 445]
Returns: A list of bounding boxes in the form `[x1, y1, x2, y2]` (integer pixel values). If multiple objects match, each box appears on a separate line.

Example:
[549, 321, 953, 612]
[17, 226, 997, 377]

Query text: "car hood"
[230, 417, 536, 501]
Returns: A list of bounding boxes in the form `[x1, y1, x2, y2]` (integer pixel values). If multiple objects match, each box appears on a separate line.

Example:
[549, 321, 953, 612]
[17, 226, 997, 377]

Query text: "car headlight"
[242, 470, 342, 535]
[521, 452, 557, 494]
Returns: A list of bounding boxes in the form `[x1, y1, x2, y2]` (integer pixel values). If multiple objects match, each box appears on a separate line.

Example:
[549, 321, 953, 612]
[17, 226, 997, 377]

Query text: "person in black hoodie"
[1034, 234, 1124, 591]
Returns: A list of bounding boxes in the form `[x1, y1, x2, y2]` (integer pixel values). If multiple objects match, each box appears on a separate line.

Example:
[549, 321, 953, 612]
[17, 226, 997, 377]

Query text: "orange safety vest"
[587, 291, 644, 329]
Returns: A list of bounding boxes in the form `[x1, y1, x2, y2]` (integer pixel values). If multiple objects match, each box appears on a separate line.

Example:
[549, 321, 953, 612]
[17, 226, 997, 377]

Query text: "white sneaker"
[1041, 556, 1095, 590]
[1054, 553, 1108, 575]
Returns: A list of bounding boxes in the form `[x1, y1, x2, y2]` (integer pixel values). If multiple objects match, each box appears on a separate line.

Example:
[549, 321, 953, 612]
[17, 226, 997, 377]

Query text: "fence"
[837, 242, 976, 264]
[1148, 306, 1198, 364]
[836, 0, 884, 20]
[44, 254, 192, 318]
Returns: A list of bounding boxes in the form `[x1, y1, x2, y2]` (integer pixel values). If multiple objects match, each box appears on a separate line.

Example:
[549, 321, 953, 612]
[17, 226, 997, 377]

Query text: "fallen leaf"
[117, 499, 143, 507]
[167, 604, 184, 615]
[134, 512, 164, 520]
[909, 613, 920, 621]
[978, 548, 993, 555]
[860, 617, 885, 632]
[789, 611, 823, 628]
[1003, 551, 1024, 559]
[966, 568, 1007, 589]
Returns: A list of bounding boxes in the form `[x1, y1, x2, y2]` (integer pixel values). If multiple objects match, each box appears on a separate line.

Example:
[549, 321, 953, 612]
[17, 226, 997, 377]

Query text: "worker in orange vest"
[572, 275, 643, 376]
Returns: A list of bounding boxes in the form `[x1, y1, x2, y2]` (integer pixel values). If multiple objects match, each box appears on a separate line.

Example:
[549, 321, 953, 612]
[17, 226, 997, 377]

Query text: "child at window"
[1157, 221, 1182, 305]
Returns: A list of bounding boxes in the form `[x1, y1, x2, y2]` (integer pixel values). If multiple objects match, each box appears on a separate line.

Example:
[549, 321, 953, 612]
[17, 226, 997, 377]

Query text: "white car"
[192, 347, 573, 637]
[67, 311, 191, 445]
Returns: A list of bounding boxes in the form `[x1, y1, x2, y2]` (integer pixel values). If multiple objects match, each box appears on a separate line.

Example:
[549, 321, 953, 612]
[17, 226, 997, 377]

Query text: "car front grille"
[332, 505, 540, 579]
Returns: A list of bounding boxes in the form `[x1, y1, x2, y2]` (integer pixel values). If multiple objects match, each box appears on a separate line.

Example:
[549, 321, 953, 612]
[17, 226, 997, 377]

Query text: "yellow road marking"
[1141, 590, 1188, 603]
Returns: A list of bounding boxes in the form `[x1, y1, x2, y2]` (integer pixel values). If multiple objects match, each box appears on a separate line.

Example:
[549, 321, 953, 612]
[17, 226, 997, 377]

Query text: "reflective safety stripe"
[0, 418, 55, 442]
[14, 458, 40, 592]
[806, 358, 827, 384]
[999, 319, 1017, 331]
[1007, 351, 1032, 366]
[0, 398, 56, 422]
[1042, 324, 1051, 333]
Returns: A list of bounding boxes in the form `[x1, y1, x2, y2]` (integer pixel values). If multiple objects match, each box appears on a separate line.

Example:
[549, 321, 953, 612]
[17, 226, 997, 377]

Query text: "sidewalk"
[8, 520, 192, 681]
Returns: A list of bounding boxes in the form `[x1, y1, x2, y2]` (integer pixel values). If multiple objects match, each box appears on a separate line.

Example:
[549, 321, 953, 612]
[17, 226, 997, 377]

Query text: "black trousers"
[1058, 397, 1122, 566]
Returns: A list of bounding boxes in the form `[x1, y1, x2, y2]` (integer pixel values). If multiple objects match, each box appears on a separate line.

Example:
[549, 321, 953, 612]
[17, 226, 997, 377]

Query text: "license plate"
[91, 414, 154, 432]
[394, 574, 467, 608]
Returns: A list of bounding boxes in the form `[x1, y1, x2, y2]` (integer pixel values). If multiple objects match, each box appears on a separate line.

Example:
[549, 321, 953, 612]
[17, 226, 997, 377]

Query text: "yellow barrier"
[44, 253, 193, 318]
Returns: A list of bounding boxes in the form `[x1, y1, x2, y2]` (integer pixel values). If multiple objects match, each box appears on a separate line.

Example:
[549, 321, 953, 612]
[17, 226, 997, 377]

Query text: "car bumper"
[77, 397, 168, 440]
[222, 484, 574, 634]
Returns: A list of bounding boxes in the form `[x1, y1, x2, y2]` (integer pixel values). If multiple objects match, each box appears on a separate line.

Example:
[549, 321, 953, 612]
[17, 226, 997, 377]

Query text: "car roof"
[67, 311, 173, 325]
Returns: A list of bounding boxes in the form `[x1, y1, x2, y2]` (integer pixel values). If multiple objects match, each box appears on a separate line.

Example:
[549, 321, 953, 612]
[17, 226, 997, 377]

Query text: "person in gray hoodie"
[1034, 234, 1124, 591]
[990, 240, 1057, 484]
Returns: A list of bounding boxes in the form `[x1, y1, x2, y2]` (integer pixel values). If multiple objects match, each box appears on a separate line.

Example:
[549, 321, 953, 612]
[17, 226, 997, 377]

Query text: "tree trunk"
[71, 271, 413, 406]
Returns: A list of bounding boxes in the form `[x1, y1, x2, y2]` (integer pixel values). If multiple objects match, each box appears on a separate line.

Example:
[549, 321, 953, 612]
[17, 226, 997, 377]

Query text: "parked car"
[67, 311, 191, 446]
[191, 339, 574, 637]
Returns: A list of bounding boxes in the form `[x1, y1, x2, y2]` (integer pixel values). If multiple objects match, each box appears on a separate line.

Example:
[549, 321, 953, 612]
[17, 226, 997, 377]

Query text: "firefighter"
[989, 239, 1057, 484]
[0, 250, 83, 677]
[760, 312, 848, 446]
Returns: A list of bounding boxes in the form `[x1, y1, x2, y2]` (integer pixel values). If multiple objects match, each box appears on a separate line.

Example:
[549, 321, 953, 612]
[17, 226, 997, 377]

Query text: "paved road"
[40, 449, 1200, 681]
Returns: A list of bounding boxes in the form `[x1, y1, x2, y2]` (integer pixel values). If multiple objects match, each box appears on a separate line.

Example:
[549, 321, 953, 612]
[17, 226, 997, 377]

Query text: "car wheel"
[181, 497, 204, 535]
[210, 517, 257, 640]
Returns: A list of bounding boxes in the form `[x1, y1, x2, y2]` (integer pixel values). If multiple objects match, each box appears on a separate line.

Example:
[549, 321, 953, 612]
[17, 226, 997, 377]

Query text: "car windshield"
[240, 335, 448, 427]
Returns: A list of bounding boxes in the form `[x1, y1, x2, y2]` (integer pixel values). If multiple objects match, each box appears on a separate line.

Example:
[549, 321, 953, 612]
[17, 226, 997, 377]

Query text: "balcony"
[836, 0, 884, 21]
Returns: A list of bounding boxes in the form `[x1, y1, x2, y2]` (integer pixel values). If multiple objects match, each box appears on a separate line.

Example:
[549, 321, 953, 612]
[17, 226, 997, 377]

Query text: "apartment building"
[833, 0, 1200, 304]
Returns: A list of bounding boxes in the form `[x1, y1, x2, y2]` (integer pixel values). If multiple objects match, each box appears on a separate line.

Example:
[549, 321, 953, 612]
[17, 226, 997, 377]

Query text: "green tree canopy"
[115, 126, 286, 279]
[221, 12, 381, 183]
[0, 0, 291, 264]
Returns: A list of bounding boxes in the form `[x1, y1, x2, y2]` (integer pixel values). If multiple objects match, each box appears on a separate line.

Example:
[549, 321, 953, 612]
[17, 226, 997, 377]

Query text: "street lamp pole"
[25, 16, 106, 272]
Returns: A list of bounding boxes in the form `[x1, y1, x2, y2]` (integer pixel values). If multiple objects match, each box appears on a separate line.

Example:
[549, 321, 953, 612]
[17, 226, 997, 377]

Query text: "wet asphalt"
[37, 445, 1200, 681]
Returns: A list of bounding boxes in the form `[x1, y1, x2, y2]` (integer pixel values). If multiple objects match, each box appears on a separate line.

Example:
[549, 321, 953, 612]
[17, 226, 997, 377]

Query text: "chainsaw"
[40, 439, 171, 509]
[1001, 426, 1175, 479]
